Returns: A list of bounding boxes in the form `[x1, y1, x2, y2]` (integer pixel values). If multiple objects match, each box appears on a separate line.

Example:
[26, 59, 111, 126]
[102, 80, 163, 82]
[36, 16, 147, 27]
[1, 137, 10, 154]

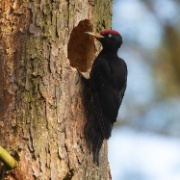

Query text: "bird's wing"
[115, 59, 127, 106]
[90, 57, 116, 138]
[85, 57, 127, 163]
[97, 58, 127, 124]
[85, 57, 111, 164]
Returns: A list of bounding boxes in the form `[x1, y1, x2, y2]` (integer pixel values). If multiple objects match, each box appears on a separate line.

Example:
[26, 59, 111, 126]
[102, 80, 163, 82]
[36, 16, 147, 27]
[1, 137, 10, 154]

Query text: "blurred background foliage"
[109, 1, 180, 179]
[113, 0, 180, 136]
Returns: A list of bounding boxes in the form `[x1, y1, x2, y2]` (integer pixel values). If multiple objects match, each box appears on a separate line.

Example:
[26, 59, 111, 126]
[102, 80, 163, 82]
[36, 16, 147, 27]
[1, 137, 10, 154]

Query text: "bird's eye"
[108, 34, 112, 38]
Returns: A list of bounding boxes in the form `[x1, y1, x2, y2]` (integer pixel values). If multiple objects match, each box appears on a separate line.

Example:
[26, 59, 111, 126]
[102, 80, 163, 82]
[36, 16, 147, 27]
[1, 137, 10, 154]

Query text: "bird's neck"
[101, 47, 118, 58]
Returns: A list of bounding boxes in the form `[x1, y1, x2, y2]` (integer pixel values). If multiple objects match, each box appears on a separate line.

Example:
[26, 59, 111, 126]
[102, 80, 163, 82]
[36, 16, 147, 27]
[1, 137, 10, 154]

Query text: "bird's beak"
[84, 32, 104, 39]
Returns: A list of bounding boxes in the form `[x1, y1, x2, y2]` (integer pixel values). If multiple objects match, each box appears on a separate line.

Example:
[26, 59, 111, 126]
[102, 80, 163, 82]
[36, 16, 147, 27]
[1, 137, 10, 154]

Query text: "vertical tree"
[0, 0, 112, 179]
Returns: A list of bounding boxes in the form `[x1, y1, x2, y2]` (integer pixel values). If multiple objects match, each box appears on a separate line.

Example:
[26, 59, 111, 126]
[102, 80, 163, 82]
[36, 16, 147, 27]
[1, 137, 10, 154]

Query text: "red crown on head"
[100, 30, 120, 36]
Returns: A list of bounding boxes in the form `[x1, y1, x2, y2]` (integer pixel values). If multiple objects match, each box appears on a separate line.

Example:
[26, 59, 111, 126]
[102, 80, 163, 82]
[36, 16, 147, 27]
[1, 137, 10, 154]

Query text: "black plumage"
[83, 30, 127, 164]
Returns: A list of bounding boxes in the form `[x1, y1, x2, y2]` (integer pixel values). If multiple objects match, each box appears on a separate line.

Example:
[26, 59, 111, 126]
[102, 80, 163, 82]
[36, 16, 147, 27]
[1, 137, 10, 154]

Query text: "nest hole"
[68, 20, 95, 72]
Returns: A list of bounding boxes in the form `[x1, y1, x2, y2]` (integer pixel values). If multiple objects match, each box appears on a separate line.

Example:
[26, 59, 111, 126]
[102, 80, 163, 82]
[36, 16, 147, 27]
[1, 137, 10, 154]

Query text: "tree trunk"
[0, 0, 112, 179]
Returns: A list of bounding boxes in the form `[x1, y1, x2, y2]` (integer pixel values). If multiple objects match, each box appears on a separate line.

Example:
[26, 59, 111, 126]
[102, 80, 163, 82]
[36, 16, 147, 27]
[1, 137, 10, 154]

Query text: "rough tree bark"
[0, 0, 112, 179]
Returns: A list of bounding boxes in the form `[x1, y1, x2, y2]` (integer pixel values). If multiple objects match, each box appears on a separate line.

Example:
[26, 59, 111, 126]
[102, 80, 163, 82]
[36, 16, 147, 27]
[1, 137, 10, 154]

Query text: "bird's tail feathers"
[85, 114, 104, 165]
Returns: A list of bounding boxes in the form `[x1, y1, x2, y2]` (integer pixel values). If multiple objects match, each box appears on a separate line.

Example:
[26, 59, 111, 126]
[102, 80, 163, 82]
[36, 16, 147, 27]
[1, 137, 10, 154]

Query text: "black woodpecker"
[83, 30, 127, 164]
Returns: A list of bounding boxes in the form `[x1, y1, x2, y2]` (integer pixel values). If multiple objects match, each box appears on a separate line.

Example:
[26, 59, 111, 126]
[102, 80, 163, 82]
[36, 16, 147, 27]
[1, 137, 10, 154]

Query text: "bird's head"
[84, 30, 123, 51]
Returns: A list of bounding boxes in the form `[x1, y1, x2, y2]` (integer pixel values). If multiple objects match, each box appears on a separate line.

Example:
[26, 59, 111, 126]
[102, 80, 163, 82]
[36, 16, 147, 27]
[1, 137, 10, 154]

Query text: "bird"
[82, 29, 127, 165]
